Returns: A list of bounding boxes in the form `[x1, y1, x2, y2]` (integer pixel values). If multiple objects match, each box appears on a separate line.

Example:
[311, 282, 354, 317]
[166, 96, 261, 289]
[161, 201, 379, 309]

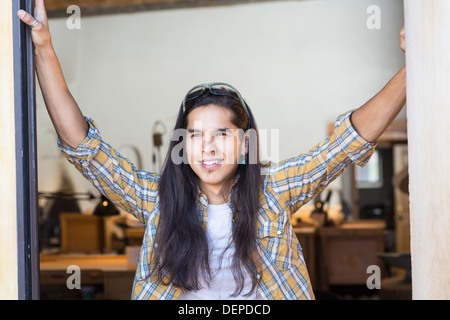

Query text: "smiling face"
[185, 105, 245, 199]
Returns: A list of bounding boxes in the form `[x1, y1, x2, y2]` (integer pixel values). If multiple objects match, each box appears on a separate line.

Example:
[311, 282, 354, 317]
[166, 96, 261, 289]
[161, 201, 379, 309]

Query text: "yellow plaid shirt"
[58, 109, 376, 300]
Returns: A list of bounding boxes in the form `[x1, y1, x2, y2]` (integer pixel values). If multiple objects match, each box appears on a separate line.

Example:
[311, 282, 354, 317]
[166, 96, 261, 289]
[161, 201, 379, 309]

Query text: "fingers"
[34, 0, 49, 22]
[17, 9, 43, 30]
[35, 0, 46, 11]
[17, 6, 52, 48]
[399, 26, 406, 53]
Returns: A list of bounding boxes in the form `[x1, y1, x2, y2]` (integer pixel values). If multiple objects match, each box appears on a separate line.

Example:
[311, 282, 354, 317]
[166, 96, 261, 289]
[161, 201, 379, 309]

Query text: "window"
[356, 150, 383, 188]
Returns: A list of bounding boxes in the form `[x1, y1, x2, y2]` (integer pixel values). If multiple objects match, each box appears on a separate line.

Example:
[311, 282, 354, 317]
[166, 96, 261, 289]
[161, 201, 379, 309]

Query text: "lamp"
[93, 194, 120, 216]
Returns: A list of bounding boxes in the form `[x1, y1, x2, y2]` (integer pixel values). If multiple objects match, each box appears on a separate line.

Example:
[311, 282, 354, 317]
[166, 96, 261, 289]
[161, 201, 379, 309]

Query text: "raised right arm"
[17, 0, 88, 148]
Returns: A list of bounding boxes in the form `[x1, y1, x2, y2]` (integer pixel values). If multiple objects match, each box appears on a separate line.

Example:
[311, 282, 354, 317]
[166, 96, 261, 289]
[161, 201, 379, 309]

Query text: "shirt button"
[80, 159, 89, 167]
[277, 230, 282, 236]
[256, 273, 261, 279]
[154, 242, 158, 248]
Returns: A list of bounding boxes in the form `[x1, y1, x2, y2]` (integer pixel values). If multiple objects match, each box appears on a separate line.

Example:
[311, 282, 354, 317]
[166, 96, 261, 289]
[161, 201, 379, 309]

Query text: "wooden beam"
[0, 0, 19, 300]
[404, 0, 450, 299]
[45, 0, 287, 17]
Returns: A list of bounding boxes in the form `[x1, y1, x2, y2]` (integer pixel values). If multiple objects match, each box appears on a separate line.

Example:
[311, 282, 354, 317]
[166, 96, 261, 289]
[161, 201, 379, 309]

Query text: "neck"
[200, 176, 236, 205]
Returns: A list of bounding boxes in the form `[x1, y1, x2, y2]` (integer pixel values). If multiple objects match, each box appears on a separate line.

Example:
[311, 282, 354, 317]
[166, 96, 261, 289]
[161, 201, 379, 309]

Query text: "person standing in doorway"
[17, 1, 406, 299]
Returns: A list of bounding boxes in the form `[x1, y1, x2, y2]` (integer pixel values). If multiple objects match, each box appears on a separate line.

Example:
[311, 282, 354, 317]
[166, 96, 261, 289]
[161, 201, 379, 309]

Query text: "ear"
[240, 134, 249, 155]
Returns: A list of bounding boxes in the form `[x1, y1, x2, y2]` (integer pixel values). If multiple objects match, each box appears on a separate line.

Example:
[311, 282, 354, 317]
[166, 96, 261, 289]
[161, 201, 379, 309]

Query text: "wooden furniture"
[60, 213, 104, 254]
[103, 215, 124, 253]
[40, 254, 136, 300]
[44, 219, 387, 299]
[294, 220, 387, 292]
[294, 226, 318, 289]
[125, 227, 145, 246]
[318, 220, 387, 290]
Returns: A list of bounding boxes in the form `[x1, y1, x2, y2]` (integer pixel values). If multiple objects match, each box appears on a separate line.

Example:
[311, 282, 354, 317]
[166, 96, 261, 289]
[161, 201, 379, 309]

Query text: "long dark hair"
[151, 87, 262, 296]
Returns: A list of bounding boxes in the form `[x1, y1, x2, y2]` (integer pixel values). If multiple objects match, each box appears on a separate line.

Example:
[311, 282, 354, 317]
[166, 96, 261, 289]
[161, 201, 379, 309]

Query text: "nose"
[202, 134, 216, 155]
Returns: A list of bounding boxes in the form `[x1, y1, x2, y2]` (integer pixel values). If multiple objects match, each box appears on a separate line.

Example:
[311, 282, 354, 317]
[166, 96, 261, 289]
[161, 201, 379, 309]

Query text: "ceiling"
[45, 0, 286, 17]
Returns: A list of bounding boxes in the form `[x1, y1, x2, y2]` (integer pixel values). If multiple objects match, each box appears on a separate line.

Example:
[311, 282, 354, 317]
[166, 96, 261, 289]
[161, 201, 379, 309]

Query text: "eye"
[216, 129, 232, 137]
[190, 133, 202, 138]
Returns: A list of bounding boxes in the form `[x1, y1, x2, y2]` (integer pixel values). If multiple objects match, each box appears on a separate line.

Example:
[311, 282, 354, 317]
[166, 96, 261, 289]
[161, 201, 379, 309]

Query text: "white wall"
[36, 0, 405, 212]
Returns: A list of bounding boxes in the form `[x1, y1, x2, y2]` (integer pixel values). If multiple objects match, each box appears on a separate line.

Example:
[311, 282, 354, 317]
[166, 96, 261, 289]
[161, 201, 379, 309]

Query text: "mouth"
[200, 159, 223, 169]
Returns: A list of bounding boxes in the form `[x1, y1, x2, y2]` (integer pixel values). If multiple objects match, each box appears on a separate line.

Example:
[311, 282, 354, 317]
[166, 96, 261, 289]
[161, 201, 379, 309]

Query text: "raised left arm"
[350, 27, 406, 143]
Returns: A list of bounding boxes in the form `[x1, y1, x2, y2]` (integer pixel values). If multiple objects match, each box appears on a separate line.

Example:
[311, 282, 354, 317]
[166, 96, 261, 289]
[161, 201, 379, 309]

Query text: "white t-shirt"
[178, 202, 263, 300]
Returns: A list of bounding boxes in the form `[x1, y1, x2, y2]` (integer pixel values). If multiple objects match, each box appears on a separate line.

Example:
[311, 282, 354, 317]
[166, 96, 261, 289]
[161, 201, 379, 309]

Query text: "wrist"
[35, 43, 55, 59]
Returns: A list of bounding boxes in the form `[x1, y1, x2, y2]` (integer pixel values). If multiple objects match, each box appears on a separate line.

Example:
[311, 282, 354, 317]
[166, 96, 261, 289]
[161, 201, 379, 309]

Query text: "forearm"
[36, 46, 88, 148]
[350, 66, 406, 143]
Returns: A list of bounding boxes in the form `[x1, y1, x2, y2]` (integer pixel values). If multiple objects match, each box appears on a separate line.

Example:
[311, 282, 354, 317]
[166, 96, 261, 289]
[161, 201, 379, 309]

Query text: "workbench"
[40, 254, 136, 300]
[40, 220, 386, 299]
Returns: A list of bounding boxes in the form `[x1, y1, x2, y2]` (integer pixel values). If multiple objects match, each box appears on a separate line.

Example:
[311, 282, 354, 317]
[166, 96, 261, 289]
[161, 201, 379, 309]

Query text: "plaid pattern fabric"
[58, 109, 376, 300]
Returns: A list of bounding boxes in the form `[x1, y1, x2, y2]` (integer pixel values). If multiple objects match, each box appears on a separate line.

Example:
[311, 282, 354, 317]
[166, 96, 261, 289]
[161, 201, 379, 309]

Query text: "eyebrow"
[187, 128, 232, 133]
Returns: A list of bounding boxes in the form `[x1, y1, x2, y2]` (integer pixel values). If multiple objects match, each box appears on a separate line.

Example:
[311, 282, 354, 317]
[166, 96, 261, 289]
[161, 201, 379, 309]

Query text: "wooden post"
[1, 1, 40, 300]
[0, 0, 19, 299]
[404, 0, 450, 299]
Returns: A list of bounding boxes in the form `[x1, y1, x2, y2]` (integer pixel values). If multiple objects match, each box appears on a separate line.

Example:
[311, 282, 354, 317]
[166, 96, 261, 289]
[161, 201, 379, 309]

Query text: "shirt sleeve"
[266, 109, 377, 215]
[57, 117, 159, 225]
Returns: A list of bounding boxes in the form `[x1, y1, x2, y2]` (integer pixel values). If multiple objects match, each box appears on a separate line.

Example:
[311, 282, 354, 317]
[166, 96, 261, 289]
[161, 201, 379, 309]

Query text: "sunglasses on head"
[181, 82, 250, 121]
